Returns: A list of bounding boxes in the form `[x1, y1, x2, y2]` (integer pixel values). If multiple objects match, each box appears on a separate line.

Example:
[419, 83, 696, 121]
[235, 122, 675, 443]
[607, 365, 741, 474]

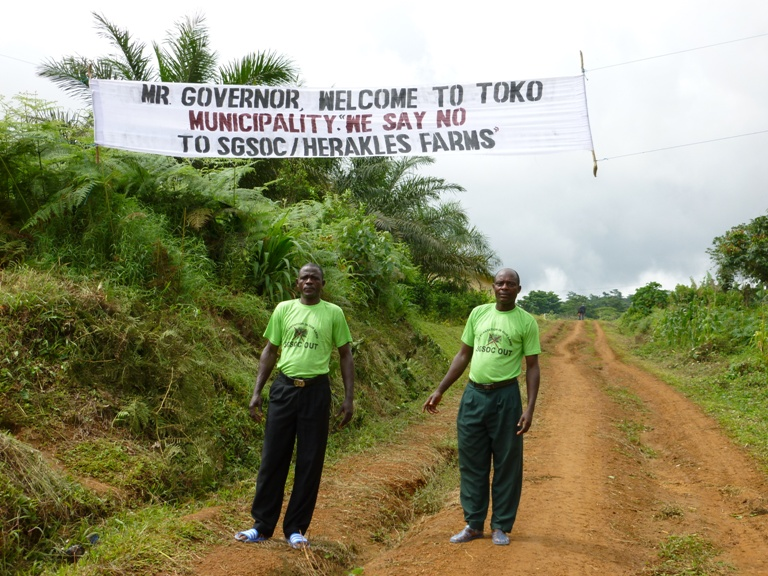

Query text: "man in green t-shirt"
[423, 268, 541, 546]
[235, 263, 354, 549]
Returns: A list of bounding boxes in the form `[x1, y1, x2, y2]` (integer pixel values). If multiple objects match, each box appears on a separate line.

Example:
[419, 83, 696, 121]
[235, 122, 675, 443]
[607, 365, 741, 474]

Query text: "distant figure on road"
[577, 304, 586, 321]
[423, 268, 541, 546]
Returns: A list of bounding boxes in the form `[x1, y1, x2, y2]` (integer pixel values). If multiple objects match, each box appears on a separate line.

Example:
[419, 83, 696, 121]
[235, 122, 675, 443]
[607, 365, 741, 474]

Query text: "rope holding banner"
[581, 52, 596, 176]
[592, 150, 598, 177]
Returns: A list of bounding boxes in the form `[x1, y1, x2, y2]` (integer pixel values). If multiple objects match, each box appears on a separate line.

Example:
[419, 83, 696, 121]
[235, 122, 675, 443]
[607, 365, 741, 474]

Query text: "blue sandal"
[450, 525, 484, 543]
[287, 532, 309, 549]
[491, 529, 510, 545]
[234, 528, 268, 543]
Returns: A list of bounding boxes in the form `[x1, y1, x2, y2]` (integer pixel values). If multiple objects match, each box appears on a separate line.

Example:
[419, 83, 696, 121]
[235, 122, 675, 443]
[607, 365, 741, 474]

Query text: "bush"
[408, 277, 491, 322]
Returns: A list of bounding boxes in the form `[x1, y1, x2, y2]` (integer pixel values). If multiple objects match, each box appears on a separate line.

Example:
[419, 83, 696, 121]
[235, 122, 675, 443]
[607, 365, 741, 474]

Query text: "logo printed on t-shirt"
[292, 327, 308, 342]
[475, 329, 514, 356]
[284, 322, 319, 349]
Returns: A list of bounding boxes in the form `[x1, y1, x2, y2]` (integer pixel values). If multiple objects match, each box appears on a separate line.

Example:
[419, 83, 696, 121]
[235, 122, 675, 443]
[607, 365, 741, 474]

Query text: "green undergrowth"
[0, 267, 464, 574]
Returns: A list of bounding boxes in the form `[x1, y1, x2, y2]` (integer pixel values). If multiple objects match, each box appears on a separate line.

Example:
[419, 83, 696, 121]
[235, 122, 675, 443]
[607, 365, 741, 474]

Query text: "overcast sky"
[2, 1, 767, 298]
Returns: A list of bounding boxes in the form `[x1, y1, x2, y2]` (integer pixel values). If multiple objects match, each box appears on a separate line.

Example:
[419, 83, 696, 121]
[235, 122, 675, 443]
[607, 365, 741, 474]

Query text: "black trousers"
[250, 373, 331, 538]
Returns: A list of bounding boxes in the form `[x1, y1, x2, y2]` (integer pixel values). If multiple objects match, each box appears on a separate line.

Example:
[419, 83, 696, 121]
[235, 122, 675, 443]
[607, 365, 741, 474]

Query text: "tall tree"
[708, 212, 768, 289]
[625, 282, 669, 318]
[38, 12, 299, 102]
[518, 290, 562, 315]
[329, 156, 498, 284]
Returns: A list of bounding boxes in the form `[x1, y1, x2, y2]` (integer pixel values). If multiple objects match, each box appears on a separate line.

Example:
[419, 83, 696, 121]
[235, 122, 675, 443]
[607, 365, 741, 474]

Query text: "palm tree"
[38, 12, 299, 102]
[330, 156, 498, 284]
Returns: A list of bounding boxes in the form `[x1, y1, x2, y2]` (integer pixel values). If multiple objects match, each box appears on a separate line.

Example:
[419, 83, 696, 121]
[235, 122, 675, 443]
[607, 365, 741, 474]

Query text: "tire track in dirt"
[591, 322, 768, 574]
[191, 321, 768, 575]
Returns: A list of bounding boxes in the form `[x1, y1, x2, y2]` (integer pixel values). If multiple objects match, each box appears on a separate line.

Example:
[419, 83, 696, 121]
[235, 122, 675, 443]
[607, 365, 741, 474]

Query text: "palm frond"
[328, 155, 496, 282]
[218, 51, 299, 86]
[154, 14, 217, 83]
[186, 208, 214, 230]
[37, 57, 115, 102]
[92, 12, 152, 81]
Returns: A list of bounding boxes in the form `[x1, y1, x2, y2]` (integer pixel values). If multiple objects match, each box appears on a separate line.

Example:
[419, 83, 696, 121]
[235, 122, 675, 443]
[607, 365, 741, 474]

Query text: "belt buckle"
[293, 378, 305, 388]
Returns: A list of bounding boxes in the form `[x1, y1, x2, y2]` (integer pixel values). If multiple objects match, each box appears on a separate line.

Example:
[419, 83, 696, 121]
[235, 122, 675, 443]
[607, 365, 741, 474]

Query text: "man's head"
[297, 263, 325, 304]
[492, 268, 521, 310]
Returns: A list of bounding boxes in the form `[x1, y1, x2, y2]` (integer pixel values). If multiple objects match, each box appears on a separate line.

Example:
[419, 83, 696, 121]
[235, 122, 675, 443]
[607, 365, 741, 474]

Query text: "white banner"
[91, 77, 593, 159]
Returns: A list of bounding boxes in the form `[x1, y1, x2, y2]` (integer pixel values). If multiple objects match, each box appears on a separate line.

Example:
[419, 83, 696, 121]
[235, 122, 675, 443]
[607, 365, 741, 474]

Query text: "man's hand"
[249, 341, 278, 423]
[423, 344, 471, 415]
[517, 409, 534, 435]
[422, 391, 443, 414]
[337, 398, 354, 427]
[249, 395, 264, 423]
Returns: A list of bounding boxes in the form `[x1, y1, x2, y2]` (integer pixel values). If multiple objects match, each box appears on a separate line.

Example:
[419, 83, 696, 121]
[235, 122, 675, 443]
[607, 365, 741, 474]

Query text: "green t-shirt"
[461, 303, 541, 383]
[264, 299, 352, 378]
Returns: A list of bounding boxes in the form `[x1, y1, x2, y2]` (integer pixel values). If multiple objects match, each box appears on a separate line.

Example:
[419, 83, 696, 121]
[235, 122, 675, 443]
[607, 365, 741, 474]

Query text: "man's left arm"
[517, 354, 540, 435]
[337, 342, 354, 427]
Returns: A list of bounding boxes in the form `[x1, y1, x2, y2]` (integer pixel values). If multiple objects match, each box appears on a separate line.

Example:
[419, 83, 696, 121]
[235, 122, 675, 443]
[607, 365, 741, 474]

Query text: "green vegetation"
[642, 533, 733, 576]
[0, 88, 494, 574]
[4, 18, 768, 572]
[517, 290, 563, 315]
[624, 281, 669, 320]
[708, 211, 768, 290]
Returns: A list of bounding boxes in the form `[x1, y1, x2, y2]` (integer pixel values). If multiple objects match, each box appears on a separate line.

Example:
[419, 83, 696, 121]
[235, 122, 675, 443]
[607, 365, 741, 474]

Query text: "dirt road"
[193, 321, 768, 575]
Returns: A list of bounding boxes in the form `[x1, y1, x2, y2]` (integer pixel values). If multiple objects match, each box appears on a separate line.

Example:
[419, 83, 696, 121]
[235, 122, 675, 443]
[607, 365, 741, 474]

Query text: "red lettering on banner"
[345, 115, 373, 133]
[382, 111, 428, 131]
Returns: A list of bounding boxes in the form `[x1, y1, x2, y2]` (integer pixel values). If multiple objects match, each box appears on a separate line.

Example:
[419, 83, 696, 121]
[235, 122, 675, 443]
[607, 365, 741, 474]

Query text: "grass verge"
[642, 533, 734, 576]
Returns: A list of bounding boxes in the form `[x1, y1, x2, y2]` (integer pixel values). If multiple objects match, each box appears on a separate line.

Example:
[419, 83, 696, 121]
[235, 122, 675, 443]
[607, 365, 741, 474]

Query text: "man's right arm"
[249, 341, 279, 422]
[422, 343, 473, 414]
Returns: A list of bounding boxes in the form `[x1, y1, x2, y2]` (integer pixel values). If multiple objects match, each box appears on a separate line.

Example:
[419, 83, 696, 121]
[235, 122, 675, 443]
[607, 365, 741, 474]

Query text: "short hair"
[494, 268, 520, 284]
[300, 262, 324, 280]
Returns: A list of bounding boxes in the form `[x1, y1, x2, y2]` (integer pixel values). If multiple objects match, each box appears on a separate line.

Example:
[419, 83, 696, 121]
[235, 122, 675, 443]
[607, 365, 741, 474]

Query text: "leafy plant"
[625, 281, 669, 319]
[708, 211, 768, 290]
[113, 399, 152, 435]
[249, 219, 305, 303]
[329, 156, 497, 285]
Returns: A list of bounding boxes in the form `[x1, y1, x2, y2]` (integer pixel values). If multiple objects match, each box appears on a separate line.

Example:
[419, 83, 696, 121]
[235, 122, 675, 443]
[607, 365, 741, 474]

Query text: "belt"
[470, 377, 518, 390]
[279, 372, 329, 388]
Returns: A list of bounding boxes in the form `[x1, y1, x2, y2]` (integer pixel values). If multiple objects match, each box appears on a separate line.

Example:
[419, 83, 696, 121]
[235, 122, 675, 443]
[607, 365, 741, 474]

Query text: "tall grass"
[0, 433, 109, 572]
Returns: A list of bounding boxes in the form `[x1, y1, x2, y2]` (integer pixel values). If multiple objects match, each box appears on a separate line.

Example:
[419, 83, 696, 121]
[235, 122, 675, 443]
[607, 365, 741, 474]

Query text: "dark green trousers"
[457, 382, 524, 533]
